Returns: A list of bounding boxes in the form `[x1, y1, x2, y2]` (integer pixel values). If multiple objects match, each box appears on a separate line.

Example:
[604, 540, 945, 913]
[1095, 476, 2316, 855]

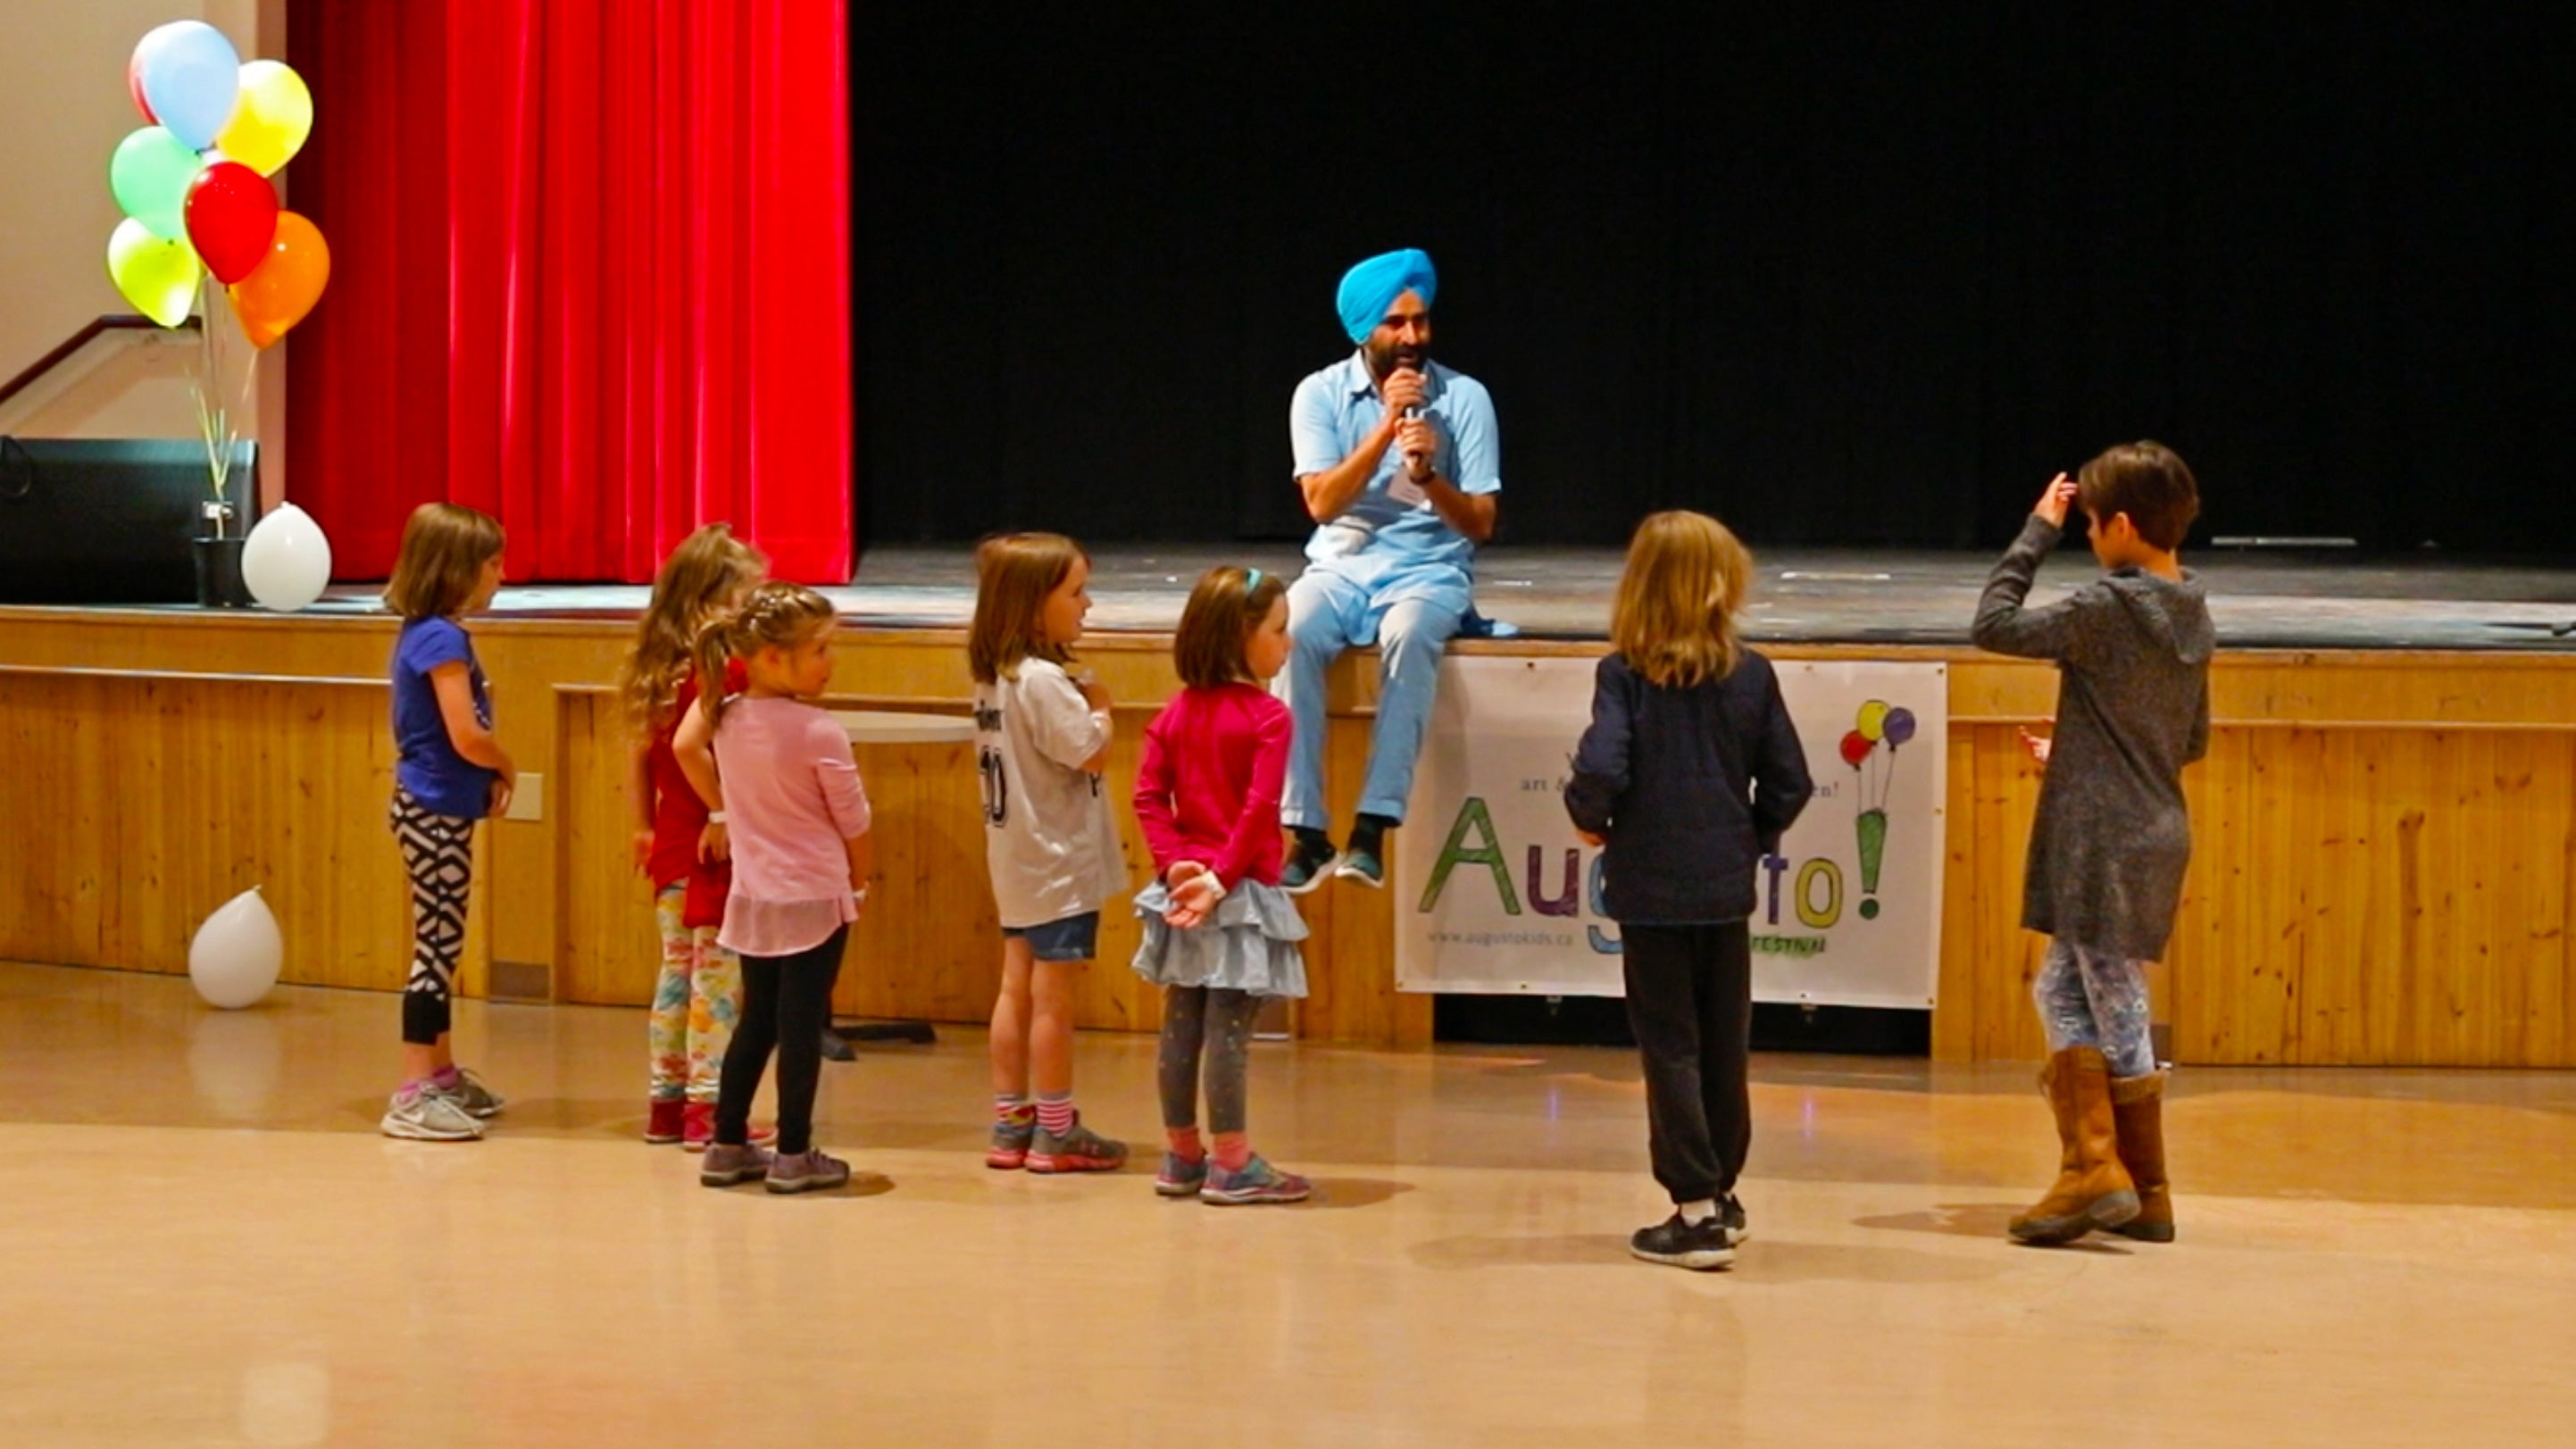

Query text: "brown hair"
[1611, 510, 1753, 688]
[1172, 566, 1290, 690]
[2077, 440, 2200, 552]
[382, 503, 505, 621]
[617, 523, 767, 733]
[691, 581, 838, 728]
[967, 532, 1086, 685]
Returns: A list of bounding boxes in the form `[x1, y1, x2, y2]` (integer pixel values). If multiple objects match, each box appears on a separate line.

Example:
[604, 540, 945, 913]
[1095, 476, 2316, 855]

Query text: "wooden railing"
[0, 314, 200, 413]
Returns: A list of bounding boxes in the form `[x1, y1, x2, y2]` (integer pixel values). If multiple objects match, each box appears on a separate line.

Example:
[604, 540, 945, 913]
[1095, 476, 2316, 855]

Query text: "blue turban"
[1336, 248, 1438, 344]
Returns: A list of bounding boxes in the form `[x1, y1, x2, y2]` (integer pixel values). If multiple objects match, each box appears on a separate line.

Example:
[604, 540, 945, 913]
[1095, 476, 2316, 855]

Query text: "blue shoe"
[1281, 837, 1338, 895]
[1155, 1152, 1209, 1197]
[1333, 848, 1385, 889]
[1200, 1154, 1311, 1205]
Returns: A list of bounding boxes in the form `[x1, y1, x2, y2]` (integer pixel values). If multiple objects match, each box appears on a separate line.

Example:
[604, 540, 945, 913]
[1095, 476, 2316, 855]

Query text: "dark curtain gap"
[854, 7, 2572, 554]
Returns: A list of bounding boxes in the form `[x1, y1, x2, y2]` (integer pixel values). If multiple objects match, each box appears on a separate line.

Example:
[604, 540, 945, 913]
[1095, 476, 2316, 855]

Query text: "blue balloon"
[134, 22, 241, 153]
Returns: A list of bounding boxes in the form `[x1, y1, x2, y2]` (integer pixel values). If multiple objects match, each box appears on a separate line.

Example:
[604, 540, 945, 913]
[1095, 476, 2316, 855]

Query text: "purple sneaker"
[698, 1141, 774, 1187]
[1155, 1152, 1210, 1197]
[1200, 1154, 1311, 1205]
[765, 1148, 853, 1195]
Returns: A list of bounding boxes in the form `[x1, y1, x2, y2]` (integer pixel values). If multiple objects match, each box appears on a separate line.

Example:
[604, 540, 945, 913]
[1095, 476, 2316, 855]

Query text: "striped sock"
[1165, 1126, 1205, 1162]
[996, 1094, 1033, 1127]
[1036, 1094, 1076, 1137]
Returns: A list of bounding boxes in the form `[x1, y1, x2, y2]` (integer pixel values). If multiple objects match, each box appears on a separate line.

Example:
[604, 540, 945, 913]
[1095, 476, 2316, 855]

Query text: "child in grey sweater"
[1972, 441, 2213, 1246]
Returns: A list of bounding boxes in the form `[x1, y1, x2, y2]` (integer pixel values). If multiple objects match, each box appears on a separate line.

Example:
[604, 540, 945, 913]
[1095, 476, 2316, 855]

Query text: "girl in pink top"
[1130, 567, 1312, 1205]
[676, 583, 872, 1195]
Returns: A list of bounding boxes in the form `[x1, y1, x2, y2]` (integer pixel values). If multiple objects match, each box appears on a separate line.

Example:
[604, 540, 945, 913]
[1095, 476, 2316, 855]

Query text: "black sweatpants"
[714, 926, 847, 1155]
[1620, 921, 1753, 1204]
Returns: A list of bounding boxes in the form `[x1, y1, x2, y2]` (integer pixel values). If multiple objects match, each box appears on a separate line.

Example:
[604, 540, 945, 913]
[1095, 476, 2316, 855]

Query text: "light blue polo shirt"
[1288, 352, 1500, 573]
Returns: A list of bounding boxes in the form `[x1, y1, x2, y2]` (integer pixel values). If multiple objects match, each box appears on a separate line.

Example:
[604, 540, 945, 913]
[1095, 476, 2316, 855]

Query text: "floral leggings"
[649, 886, 746, 1103]
[2031, 937, 2157, 1078]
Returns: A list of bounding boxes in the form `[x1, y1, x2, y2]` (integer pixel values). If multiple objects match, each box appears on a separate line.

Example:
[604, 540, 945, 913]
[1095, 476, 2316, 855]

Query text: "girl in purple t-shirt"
[379, 504, 514, 1142]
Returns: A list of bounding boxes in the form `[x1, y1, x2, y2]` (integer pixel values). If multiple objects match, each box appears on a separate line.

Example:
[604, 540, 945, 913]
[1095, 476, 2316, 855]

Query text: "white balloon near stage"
[241, 503, 334, 612]
[189, 887, 283, 1009]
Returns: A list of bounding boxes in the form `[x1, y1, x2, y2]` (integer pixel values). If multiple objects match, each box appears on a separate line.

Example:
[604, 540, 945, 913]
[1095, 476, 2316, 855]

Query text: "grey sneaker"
[765, 1148, 853, 1195]
[429, 1068, 506, 1120]
[698, 1141, 775, 1187]
[381, 1087, 484, 1141]
[1026, 1117, 1129, 1173]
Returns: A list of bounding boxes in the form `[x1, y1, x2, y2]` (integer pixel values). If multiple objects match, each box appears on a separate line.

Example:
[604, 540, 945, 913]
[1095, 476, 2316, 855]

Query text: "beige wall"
[0, 0, 289, 506]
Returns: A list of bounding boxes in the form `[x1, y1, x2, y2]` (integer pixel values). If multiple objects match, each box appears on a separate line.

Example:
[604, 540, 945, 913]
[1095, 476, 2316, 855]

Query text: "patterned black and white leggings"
[391, 787, 477, 1045]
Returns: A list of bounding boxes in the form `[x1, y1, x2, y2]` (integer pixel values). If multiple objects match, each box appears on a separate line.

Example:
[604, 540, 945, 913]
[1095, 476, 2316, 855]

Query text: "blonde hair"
[1173, 566, 1288, 690]
[692, 582, 838, 728]
[618, 523, 766, 733]
[1611, 511, 1752, 688]
[382, 503, 504, 621]
[967, 532, 1086, 685]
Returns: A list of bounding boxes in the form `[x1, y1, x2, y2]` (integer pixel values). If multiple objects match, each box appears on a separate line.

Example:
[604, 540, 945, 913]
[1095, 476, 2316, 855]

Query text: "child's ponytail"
[693, 611, 743, 729]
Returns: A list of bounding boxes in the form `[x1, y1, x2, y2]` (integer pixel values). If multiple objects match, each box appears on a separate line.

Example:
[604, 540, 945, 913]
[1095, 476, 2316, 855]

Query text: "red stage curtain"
[288, 0, 851, 583]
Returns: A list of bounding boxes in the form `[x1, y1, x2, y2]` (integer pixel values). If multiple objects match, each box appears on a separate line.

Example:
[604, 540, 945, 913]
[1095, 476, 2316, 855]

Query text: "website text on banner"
[1395, 658, 1946, 1008]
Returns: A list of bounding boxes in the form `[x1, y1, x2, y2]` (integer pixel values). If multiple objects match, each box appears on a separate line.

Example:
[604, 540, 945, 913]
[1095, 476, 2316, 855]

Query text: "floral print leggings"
[649, 886, 746, 1103]
[2032, 937, 2157, 1078]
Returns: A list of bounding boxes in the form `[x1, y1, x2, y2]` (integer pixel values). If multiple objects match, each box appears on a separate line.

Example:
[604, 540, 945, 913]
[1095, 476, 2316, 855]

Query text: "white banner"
[1394, 657, 1947, 1009]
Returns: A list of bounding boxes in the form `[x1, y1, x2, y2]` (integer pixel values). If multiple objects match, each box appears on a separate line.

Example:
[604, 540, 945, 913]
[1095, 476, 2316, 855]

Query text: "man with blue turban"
[1278, 247, 1502, 890]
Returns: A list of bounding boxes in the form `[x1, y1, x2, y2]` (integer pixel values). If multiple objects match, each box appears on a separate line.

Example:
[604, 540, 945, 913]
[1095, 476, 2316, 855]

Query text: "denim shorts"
[1003, 911, 1099, 962]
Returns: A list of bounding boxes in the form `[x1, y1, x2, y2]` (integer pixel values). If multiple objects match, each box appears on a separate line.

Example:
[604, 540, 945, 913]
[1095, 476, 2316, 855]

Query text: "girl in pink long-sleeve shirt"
[1130, 567, 1312, 1205]
[676, 583, 873, 1195]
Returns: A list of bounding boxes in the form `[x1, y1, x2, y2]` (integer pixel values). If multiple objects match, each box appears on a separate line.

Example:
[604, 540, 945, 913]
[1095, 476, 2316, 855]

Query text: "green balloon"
[110, 126, 202, 241]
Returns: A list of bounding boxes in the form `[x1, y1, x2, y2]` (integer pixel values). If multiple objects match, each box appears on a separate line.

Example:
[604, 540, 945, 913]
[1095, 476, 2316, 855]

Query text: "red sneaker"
[682, 1102, 776, 1151]
[646, 1098, 687, 1145]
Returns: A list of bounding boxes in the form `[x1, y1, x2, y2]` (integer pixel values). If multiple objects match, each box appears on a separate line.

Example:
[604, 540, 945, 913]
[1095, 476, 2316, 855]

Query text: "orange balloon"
[227, 210, 329, 348]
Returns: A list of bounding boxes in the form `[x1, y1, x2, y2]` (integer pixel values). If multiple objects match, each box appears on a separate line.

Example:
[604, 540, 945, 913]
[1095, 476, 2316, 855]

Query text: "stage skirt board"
[2, 544, 2572, 1063]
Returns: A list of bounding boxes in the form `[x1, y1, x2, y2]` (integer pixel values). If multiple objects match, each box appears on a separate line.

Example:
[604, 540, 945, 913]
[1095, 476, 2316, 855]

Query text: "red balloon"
[127, 53, 157, 123]
[1839, 729, 1872, 768]
[185, 162, 281, 285]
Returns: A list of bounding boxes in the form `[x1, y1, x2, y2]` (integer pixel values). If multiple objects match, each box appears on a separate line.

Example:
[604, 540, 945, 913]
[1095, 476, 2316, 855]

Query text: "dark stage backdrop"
[855, 8, 2572, 552]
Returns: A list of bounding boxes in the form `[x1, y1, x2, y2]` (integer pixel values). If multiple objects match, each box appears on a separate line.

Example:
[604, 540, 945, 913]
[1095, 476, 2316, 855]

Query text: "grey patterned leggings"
[1158, 987, 1261, 1135]
[2032, 938, 2156, 1078]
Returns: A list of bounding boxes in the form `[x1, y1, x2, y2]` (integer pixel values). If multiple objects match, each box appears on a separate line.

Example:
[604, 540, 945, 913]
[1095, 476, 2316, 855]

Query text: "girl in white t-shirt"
[968, 533, 1130, 1173]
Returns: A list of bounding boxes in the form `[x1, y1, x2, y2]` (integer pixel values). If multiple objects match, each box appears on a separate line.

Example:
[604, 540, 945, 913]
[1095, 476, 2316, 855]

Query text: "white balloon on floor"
[189, 887, 283, 1009]
[240, 503, 334, 612]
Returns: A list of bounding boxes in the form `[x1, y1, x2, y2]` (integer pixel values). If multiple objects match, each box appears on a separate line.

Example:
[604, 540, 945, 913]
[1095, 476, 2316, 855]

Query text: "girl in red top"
[617, 524, 771, 1149]
[1130, 566, 1312, 1204]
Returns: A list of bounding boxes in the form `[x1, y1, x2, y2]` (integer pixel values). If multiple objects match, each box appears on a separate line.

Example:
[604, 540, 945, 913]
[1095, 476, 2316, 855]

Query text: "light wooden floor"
[4, 962, 2573, 1447]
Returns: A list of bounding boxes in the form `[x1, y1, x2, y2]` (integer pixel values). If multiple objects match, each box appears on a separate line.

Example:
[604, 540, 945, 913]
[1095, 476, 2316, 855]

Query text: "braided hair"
[693, 581, 838, 728]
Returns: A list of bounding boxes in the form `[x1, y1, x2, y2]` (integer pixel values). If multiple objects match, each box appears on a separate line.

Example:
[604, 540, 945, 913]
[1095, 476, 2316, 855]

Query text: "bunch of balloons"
[104, 21, 329, 346]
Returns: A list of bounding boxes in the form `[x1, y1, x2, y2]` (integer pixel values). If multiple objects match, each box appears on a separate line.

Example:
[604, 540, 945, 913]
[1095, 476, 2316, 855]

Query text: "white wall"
[0, 0, 289, 505]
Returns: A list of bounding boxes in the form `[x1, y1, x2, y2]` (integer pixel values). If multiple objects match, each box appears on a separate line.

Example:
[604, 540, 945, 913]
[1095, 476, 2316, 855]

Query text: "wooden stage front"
[4, 542, 2572, 1064]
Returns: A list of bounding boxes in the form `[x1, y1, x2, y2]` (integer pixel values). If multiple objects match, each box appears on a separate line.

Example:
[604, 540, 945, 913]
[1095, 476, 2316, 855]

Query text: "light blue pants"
[2032, 938, 2156, 1078]
[1277, 557, 1470, 829]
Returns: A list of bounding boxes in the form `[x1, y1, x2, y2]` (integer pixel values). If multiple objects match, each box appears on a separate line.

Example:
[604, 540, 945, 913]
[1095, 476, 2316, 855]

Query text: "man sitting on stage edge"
[1279, 247, 1501, 891]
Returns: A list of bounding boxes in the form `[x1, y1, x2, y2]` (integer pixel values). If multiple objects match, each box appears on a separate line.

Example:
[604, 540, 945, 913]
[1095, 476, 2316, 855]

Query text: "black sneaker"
[1717, 1193, 1749, 1246]
[1281, 836, 1339, 895]
[1630, 1212, 1735, 1270]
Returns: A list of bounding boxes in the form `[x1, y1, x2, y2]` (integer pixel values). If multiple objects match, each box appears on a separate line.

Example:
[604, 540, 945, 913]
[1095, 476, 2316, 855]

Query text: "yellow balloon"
[107, 217, 202, 328]
[214, 60, 312, 178]
[1856, 699, 1889, 744]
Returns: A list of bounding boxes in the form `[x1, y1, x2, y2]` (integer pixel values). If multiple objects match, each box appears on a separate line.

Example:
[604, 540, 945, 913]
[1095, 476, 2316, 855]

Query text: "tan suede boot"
[2107, 1070, 2172, 1242]
[2008, 1046, 2139, 1245]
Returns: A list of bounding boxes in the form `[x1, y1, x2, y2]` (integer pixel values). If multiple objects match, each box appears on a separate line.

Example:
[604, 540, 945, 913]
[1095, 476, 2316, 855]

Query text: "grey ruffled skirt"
[1130, 879, 1309, 998]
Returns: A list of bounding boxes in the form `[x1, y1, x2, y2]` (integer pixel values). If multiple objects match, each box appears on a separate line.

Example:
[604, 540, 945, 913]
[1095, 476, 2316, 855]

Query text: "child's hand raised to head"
[2032, 472, 2079, 529]
[2019, 726, 2053, 768]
